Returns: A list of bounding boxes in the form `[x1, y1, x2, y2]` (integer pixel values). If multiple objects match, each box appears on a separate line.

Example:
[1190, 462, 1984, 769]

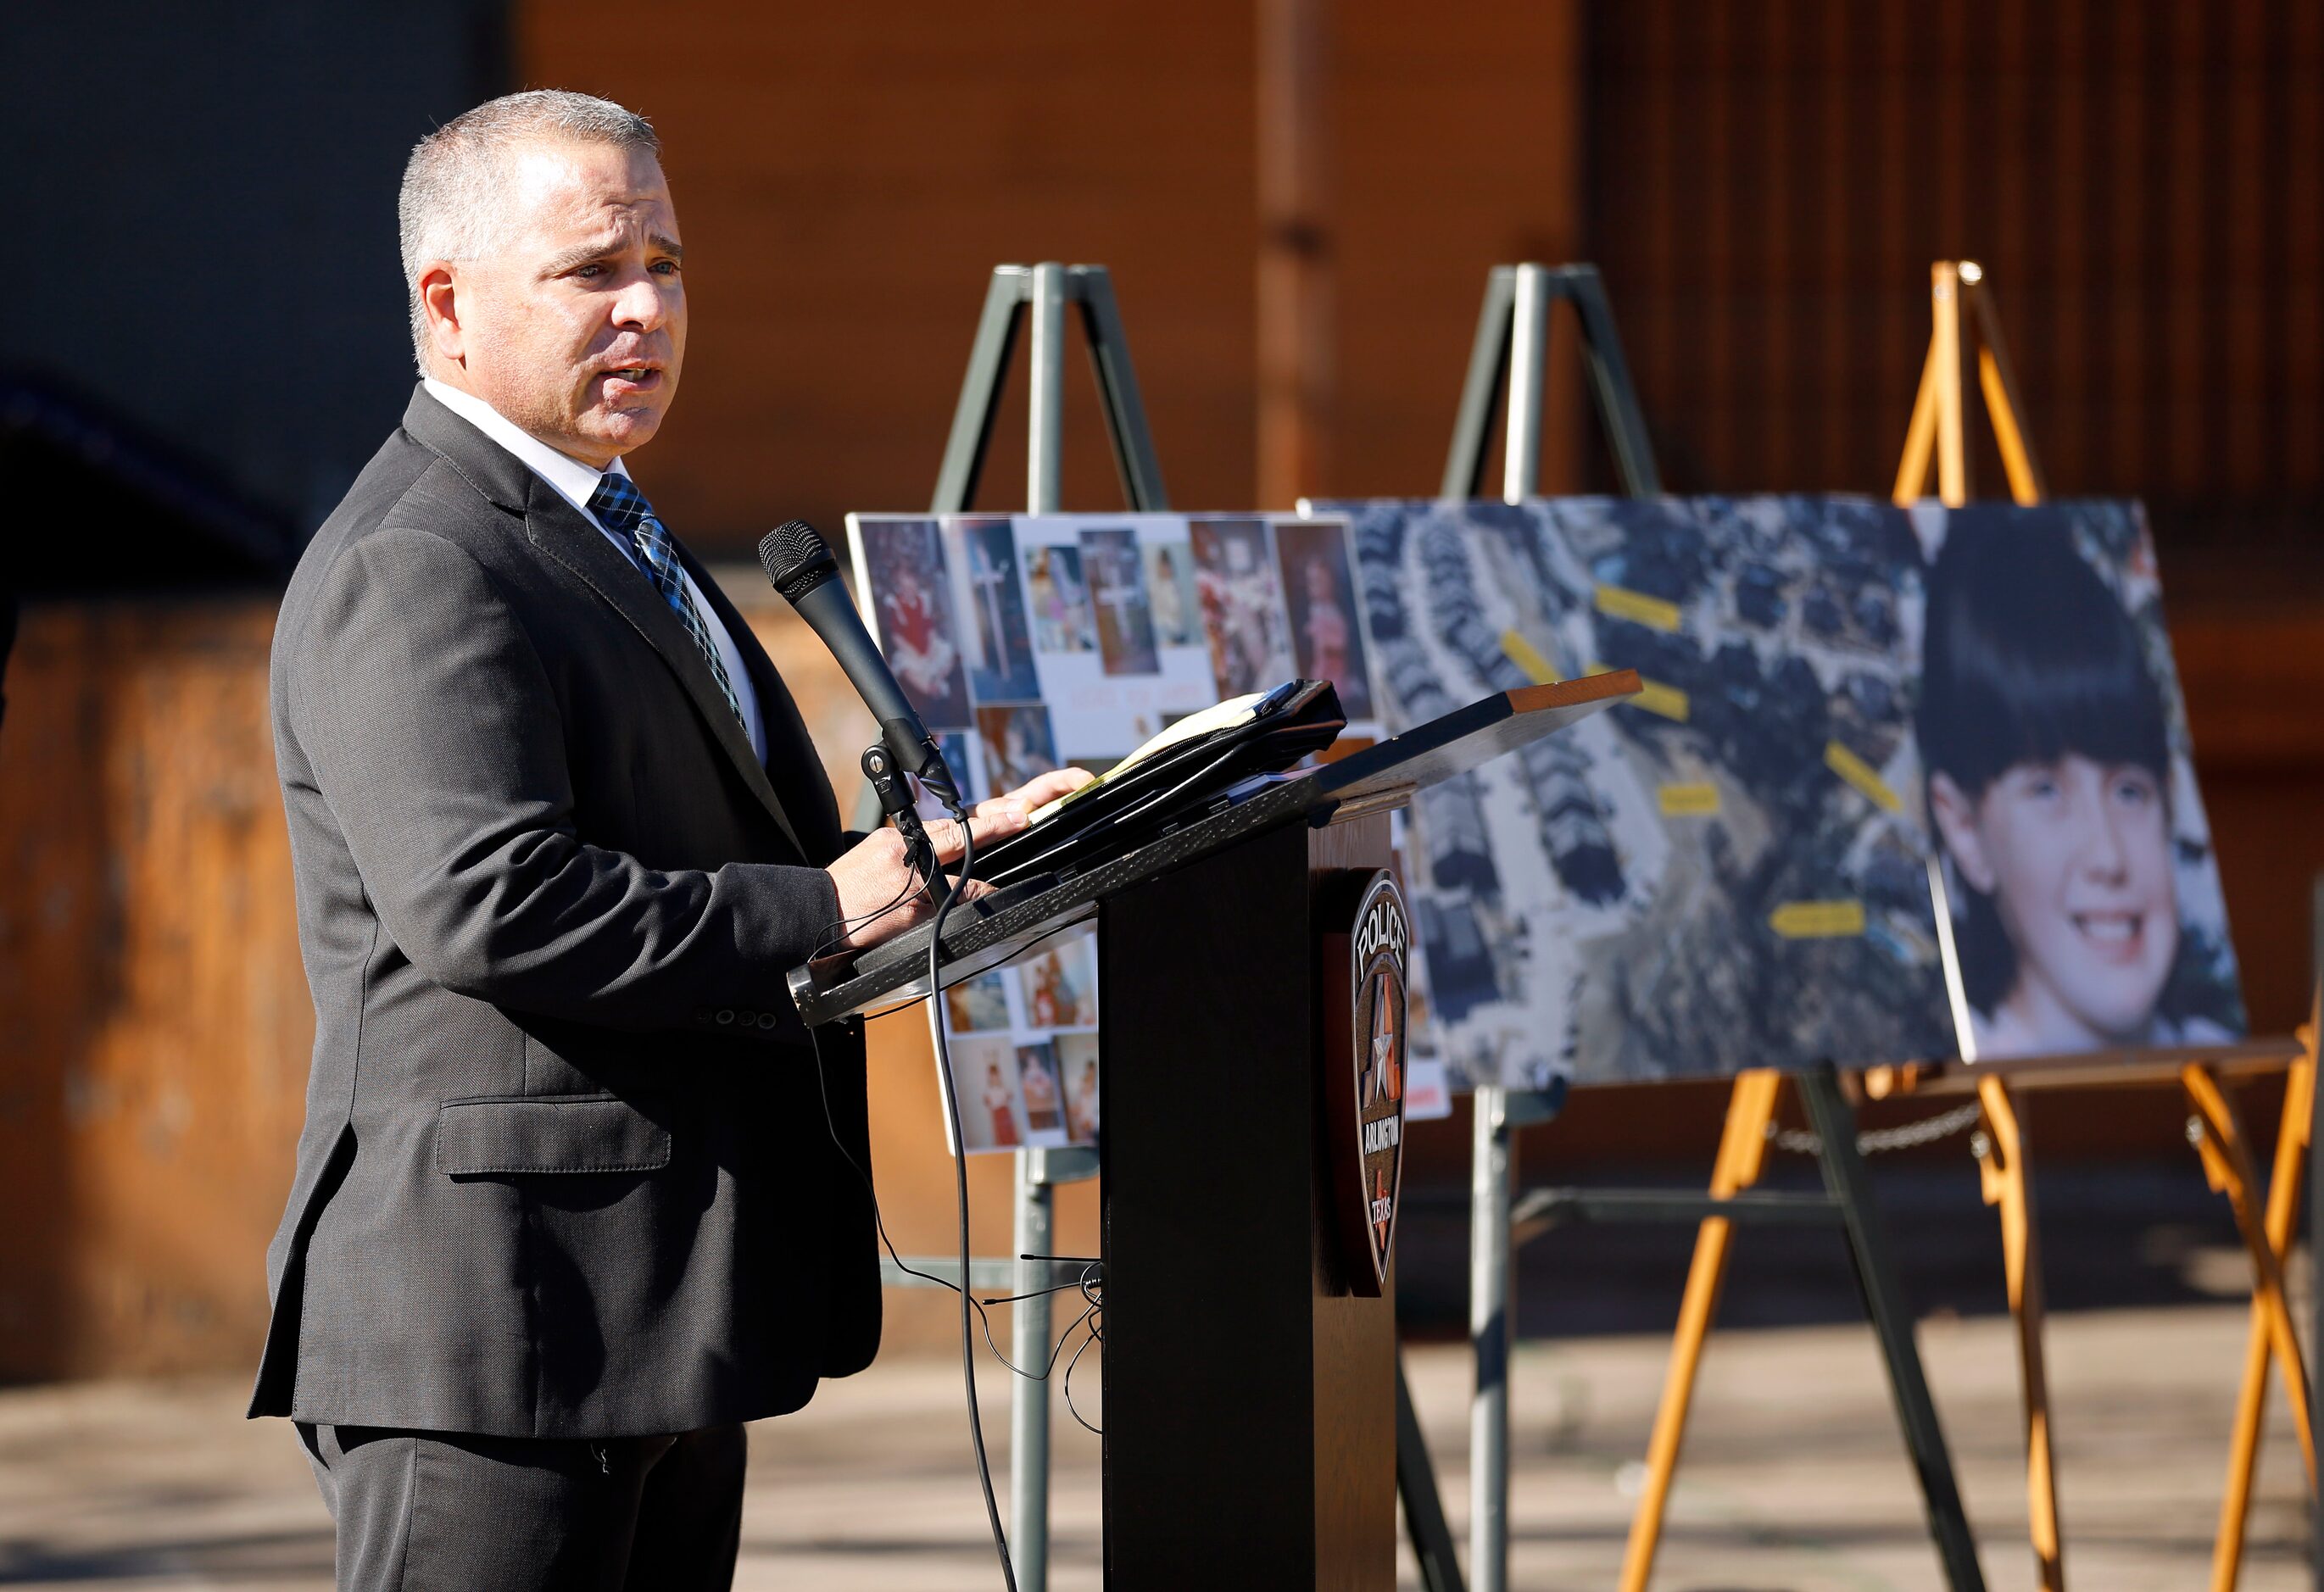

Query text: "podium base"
[1100, 811, 1396, 1591]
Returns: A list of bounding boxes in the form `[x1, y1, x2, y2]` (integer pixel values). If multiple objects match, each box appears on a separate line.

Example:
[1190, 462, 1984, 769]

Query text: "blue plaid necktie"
[588, 473, 747, 732]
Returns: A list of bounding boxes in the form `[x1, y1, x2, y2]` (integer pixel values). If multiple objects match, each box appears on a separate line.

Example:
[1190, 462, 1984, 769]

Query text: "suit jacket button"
[757, 1012, 779, 1029]
[716, 1009, 735, 1025]
[694, 1007, 713, 1024]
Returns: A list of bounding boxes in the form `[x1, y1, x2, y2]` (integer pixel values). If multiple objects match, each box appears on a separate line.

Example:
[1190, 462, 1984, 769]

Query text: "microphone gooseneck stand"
[860, 741, 946, 909]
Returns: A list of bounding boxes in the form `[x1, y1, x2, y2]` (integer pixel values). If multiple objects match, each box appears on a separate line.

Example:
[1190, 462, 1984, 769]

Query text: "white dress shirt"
[421, 378, 766, 762]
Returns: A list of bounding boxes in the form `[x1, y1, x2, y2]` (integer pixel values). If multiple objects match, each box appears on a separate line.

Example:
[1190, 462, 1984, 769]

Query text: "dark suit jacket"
[248, 386, 878, 1439]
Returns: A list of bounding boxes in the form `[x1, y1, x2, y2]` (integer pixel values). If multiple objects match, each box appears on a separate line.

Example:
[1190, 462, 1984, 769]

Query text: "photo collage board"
[1311, 494, 2246, 1089]
[847, 511, 1418, 1153]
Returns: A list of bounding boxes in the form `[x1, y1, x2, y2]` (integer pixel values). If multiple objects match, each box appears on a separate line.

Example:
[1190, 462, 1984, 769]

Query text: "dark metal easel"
[896, 261, 1464, 1592]
[1437, 262, 1985, 1592]
[1441, 261, 1662, 500]
[934, 263, 1167, 519]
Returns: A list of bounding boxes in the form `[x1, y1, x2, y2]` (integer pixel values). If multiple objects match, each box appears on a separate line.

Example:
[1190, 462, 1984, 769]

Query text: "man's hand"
[825, 766, 1095, 952]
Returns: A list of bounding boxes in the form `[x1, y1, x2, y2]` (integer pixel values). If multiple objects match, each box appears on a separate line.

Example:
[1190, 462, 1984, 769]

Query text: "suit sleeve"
[293, 526, 841, 1032]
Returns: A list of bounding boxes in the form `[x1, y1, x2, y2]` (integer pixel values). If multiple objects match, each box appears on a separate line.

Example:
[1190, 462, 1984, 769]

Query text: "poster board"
[1313, 494, 2246, 1088]
[846, 510, 1441, 1151]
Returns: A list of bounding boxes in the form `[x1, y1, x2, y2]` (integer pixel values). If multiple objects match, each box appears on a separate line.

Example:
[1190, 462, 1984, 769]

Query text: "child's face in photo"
[1932, 753, 2178, 1045]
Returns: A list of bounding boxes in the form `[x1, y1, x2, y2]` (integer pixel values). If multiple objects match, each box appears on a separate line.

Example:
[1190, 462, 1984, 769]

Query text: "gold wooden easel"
[1618, 262, 2318, 1592]
[2188, 1016, 2318, 1590]
[1898, 259, 2315, 1592]
[1892, 259, 2045, 507]
[1899, 258, 2063, 1592]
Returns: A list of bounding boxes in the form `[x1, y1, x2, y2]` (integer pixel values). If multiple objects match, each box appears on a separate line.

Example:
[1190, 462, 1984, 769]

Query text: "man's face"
[1933, 754, 2179, 1046]
[421, 139, 686, 466]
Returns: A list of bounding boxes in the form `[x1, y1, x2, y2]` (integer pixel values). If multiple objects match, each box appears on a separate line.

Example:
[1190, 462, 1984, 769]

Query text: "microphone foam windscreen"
[758, 520, 839, 600]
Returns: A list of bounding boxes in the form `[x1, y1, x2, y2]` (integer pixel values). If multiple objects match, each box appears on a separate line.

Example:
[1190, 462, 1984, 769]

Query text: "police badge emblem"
[1318, 868, 1410, 1296]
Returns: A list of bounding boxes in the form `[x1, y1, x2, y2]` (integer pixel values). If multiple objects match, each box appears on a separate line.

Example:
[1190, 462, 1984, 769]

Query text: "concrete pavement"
[0, 1303, 2307, 1589]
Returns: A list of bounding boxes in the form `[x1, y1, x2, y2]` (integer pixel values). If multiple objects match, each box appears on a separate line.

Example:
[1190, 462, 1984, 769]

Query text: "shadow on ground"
[0, 1528, 332, 1584]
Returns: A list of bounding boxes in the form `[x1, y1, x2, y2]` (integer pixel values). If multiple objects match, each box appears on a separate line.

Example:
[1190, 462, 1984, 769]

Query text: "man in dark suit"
[255, 90, 1081, 1590]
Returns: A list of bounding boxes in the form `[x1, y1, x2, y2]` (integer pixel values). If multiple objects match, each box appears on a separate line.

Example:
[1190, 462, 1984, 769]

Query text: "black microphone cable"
[1062, 1266, 1105, 1436]
[805, 806, 1108, 1592]
[809, 843, 937, 962]
[922, 799, 1019, 1591]
[762, 519, 1048, 1586]
[810, 997, 1102, 1380]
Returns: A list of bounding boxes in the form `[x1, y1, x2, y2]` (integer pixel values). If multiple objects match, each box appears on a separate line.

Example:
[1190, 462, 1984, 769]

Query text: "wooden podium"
[793, 672, 1636, 1589]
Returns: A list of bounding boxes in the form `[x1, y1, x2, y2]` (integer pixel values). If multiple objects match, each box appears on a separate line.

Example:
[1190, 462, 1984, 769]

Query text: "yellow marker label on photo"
[1769, 900, 1868, 938]
[1499, 629, 1561, 685]
[1588, 663, 1687, 721]
[1631, 677, 1690, 721]
[1594, 583, 1683, 632]
[1824, 741, 1902, 812]
[1658, 782, 1720, 816]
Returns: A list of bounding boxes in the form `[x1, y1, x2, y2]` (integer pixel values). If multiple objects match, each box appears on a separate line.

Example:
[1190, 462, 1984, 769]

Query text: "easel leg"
[1892, 337, 1942, 505]
[2210, 1051, 2316, 1592]
[1800, 1066, 1987, 1592]
[1469, 1085, 1516, 1592]
[1011, 1155, 1054, 1592]
[1966, 276, 2050, 504]
[2185, 1065, 2317, 1480]
[1398, 1351, 1469, 1592]
[1931, 262, 1974, 505]
[1467, 1083, 1562, 1592]
[2184, 1063, 2316, 1488]
[1976, 1076, 2065, 1590]
[1617, 1069, 1783, 1592]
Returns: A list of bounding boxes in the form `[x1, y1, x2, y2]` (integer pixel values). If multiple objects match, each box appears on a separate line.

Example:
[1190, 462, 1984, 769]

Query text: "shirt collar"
[420, 376, 631, 527]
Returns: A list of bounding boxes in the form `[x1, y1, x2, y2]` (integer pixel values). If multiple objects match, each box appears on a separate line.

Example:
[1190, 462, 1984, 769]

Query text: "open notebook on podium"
[967, 678, 1346, 889]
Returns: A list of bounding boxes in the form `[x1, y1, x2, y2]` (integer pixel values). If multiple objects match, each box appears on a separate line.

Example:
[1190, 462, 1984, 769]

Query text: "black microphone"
[757, 520, 961, 808]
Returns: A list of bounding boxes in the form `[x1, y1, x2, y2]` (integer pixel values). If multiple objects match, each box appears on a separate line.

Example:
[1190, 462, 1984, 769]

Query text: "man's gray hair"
[398, 90, 660, 371]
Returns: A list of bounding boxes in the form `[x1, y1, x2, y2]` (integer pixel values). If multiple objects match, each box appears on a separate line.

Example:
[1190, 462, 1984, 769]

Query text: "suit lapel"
[674, 541, 845, 863]
[397, 387, 812, 860]
[521, 486, 810, 860]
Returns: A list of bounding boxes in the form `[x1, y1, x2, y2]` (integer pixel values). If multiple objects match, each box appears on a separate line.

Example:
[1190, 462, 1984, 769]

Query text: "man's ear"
[1929, 771, 1998, 894]
[418, 264, 465, 368]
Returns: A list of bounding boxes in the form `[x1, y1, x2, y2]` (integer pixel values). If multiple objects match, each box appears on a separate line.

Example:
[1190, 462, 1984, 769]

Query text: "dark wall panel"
[3, 2, 509, 532]
[1585, 0, 2324, 560]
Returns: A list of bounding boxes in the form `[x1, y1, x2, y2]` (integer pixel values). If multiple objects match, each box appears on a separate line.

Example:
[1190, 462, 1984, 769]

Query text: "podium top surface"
[788, 671, 1638, 1027]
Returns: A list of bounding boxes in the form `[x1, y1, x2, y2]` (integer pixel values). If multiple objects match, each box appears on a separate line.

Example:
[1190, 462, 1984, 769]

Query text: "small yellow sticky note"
[1824, 741, 1903, 812]
[1658, 782, 1720, 816]
[1769, 900, 1869, 938]
[1499, 629, 1561, 684]
[1594, 582, 1684, 632]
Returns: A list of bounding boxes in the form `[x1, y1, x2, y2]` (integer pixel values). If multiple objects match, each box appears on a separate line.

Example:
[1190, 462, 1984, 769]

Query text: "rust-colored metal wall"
[0, 604, 308, 1379]
[0, 593, 1061, 1381]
